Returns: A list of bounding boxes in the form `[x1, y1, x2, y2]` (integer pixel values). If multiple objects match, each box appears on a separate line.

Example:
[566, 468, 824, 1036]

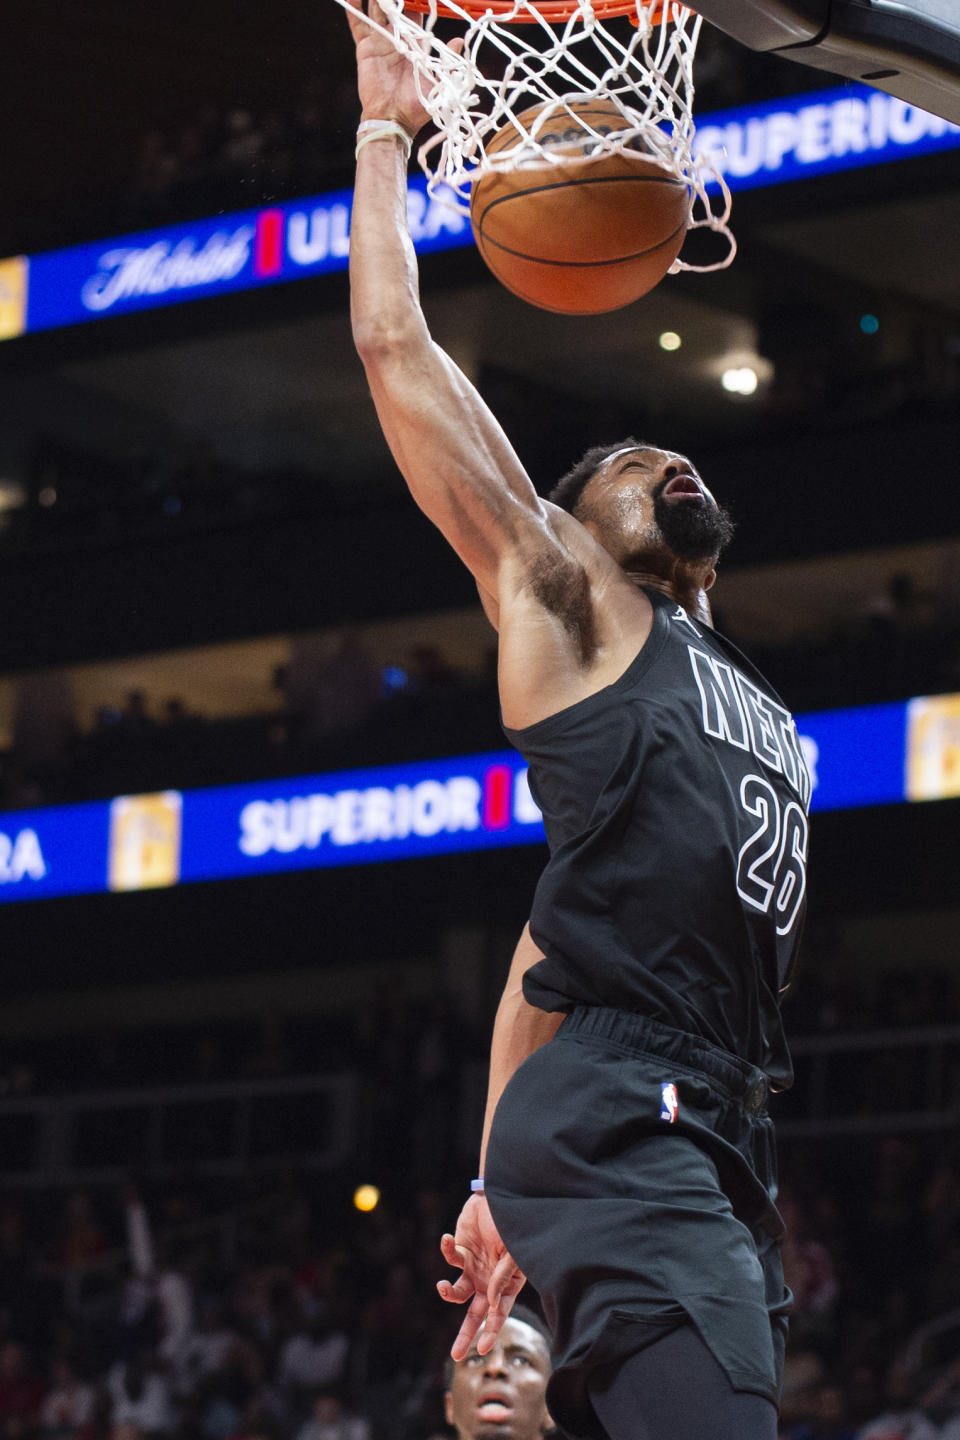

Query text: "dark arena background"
[2, 3, 960, 1438]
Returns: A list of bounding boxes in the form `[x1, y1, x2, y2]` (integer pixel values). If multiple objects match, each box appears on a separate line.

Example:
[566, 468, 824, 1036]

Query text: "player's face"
[444, 1318, 552, 1440]
[579, 446, 732, 567]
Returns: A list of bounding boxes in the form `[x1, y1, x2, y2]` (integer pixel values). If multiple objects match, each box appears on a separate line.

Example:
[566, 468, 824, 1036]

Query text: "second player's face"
[445, 1317, 552, 1440]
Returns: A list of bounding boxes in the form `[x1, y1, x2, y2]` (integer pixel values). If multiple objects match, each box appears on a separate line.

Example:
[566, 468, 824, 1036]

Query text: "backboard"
[692, 0, 960, 126]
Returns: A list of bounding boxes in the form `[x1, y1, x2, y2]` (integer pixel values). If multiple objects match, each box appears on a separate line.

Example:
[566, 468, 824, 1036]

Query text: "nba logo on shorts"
[660, 1083, 679, 1124]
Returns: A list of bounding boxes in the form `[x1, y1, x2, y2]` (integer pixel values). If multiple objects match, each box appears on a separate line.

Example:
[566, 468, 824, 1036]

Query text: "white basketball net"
[341, 0, 736, 274]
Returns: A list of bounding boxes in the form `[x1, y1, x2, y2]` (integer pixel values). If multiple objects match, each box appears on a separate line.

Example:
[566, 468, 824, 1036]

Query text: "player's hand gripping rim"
[344, 0, 464, 141]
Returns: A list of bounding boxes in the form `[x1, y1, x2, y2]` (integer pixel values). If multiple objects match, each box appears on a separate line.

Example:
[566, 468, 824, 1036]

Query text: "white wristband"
[470, 1177, 485, 1194]
[355, 119, 413, 161]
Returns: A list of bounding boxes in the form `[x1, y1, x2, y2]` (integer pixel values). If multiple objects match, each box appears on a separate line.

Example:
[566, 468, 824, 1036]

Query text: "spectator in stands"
[77, 1388, 112, 1440]
[218, 111, 264, 179]
[911, 1349, 960, 1431]
[11, 669, 76, 792]
[286, 628, 381, 759]
[859, 1141, 924, 1300]
[161, 699, 201, 731]
[128, 130, 179, 214]
[258, 112, 295, 194]
[405, 645, 460, 693]
[225, 1400, 281, 1440]
[0, 751, 40, 809]
[843, 1367, 887, 1436]
[58, 1193, 107, 1288]
[364, 1260, 431, 1390]
[0, 1343, 46, 1439]
[855, 1363, 939, 1440]
[3, 984, 960, 1440]
[443, 1306, 553, 1440]
[854, 571, 933, 700]
[778, 1193, 840, 1345]
[784, 1382, 857, 1440]
[292, 1393, 368, 1440]
[154, 1246, 194, 1386]
[112, 1267, 159, 1368]
[178, 1306, 236, 1397]
[172, 123, 209, 191]
[778, 1349, 827, 1434]
[927, 1224, 960, 1317]
[252, 1166, 311, 1269]
[277, 1307, 348, 1411]
[924, 1145, 960, 1251]
[193, 1340, 261, 1440]
[106, 1352, 174, 1437]
[118, 692, 156, 742]
[39, 1359, 94, 1435]
[0, 1207, 35, 1344]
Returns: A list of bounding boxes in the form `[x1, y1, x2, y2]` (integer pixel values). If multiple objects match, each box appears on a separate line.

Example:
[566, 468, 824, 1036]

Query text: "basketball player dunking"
[346, 5, 809, 1437]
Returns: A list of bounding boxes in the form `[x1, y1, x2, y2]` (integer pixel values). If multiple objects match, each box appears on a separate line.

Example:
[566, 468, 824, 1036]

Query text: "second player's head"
[444, 1307, 553, 1440]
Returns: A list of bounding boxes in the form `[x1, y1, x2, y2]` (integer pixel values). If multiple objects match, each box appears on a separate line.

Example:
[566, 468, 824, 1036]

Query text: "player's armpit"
[523, 543, 598, 667]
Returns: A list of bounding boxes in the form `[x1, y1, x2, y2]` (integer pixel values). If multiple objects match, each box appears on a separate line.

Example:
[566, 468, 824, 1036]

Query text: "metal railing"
[3, 1023, 960, 1185]
[775, 1022, 960, 1138]
[0, 1071, 359, 1188]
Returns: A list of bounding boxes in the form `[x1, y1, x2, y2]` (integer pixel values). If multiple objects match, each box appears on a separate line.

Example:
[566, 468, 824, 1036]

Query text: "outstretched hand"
[437, 1193, 527, 1360]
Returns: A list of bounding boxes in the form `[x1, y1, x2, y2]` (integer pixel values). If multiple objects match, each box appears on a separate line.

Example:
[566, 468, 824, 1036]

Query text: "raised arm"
[346, 0, 552, 599]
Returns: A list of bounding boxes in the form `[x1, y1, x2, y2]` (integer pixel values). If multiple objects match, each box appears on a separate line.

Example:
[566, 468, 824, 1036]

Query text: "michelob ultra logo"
[109, 791, 183, 891]
[0, 826, 46, 885]
[81, 230, 253, 313]
[75, 184, 467, 317]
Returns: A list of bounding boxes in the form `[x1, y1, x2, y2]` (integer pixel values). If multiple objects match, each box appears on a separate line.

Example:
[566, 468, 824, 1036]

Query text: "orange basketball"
[470, 99, 690, 315]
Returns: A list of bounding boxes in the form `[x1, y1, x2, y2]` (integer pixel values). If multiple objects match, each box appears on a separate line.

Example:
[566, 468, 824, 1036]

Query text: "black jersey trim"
[503, 589, 671, 744]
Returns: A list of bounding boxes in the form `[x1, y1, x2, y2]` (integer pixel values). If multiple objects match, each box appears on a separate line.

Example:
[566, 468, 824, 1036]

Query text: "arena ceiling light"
[721, 366, 760, 395]
[711, 348, 774, 398]
[0, 480, 26, 513]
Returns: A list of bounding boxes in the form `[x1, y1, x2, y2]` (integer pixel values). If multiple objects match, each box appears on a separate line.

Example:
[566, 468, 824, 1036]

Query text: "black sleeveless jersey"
[504, 587, 810, 1089]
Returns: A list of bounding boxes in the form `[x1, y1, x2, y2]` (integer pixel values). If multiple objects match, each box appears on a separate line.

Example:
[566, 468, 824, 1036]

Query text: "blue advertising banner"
[22, 178, 469, 336]
[696, 84, 960, 193]
[0, 799, 111, 902]
[178, 751, 542, 884]
[796, 700, 909, 812]
[3, 85, 957, 341]
[1, 692, 958, 905]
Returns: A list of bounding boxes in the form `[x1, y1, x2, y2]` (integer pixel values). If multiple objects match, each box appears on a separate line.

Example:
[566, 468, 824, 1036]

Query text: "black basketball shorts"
[485, 1006, 791, 1440]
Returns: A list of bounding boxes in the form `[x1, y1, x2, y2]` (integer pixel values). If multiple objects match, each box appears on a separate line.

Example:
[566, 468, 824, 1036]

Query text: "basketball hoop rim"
[398, 0, 692, 23]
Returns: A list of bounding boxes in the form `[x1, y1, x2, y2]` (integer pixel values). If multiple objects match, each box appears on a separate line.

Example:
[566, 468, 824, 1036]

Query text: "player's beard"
[653, 485, 735, 560]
